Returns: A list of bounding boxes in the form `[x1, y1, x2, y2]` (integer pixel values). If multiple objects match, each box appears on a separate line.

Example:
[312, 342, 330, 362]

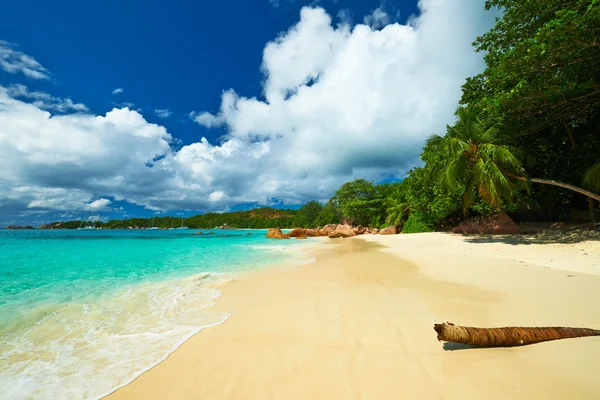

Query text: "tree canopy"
[294, 201, 324, 228]
[331, 179, 389, 226]
[462, 0, 600, 137]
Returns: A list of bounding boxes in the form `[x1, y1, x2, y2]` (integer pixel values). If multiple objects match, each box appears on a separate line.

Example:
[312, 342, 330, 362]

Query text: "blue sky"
[1, 0, 417, 147]
[0, 0, 496, 227]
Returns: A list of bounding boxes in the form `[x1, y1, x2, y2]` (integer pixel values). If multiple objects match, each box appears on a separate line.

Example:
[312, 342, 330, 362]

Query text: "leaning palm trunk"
[508, 174, 600, 202]
[434, 322, 600, 347]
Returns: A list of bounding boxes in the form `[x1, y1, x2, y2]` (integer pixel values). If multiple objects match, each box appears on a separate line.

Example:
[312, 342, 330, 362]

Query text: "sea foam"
[0, 272, 235, 400]
[0, 229, 309, 399]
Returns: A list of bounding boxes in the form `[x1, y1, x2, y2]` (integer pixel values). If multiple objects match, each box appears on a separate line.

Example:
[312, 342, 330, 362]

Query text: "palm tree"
[384, 183, 411, 226]
[430, 107, 600, 210]
[385, 201, 411, 226]
[428, 107, 529, 209]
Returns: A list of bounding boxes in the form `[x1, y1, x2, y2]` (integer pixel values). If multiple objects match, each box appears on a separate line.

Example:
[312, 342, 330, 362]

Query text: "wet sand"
[108, 233, 600, 399]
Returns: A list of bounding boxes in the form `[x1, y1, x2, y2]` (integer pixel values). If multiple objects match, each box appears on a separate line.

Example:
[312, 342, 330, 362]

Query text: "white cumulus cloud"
[191, 2, 496, 187]
[112, 88, 124, 95]
[89, 198, 112, 211]
[363, 6, 392, 29]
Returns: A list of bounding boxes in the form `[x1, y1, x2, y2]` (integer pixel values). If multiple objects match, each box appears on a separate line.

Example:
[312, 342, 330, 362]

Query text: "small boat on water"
[147, 216, 158, 230]
[176, 215, 188, 230]
[77, 206, 97, 230]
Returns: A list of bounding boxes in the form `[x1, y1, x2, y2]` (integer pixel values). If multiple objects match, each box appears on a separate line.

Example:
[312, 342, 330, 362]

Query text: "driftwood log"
[434, 322, 600, 347]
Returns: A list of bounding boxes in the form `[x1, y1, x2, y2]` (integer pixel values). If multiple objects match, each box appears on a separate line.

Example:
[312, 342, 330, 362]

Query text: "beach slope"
[108, 233, 600, 399]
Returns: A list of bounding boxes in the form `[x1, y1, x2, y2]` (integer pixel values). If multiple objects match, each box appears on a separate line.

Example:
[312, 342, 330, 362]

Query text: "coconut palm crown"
[428, 107, 529, 209]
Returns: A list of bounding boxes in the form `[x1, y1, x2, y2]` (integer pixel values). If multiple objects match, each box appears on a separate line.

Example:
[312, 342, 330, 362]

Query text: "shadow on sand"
[462, 228, 600, 246]
[442, 342, 477, 351]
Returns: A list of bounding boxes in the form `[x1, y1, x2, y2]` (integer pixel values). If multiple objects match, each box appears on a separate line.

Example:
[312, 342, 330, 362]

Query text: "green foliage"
[401, 213, 434, 234]
[459, 0, 600, 215]
[583, 161, 600, 192]
[462, 0, 600, 135]
[315, 202, 341, 226]
[430, 106, 529, 209]
[294, 201, 323, 228]
[186, 208, 297, 229]
[369, 215, 383, 229]
[384, 182, 410, 227]
[331, 179, 387, 226]
[471, 199, 496, 216]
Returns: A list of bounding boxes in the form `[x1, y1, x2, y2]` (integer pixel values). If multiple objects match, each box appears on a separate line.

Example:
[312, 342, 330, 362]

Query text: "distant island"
[3, 208, 299, 230]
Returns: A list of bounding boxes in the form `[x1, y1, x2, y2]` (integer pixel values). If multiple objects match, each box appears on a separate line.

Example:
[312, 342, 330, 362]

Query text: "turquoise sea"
[0, 229, 309, 399]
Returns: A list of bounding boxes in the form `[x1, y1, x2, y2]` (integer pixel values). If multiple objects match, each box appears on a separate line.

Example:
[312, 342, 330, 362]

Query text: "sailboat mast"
[79, 206, 91, 229]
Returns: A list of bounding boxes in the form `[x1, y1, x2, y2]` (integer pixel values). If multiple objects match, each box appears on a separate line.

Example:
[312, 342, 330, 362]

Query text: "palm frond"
[472, 156, 514, 206]
[448, 137, 469, 157]
[443, 155, 469, 190]
[583, 161, 600, 192]
[426, 134, 444, 148]
[385, 202, 410, 226]
[461, 184, 477, 210]
[479, 144, 526, 175]
[478, 123, 500, 143]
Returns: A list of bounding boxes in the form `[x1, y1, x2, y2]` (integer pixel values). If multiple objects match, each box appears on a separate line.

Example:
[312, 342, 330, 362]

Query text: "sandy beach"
[108, 233, 600, 399]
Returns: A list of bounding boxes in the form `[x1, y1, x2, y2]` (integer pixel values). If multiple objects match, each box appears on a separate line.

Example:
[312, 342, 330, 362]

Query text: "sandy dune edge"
[108, 233, 600, 399]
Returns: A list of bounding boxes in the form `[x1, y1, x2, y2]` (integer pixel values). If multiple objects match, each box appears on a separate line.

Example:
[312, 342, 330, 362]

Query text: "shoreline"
[0, 230, 317, 400]
[107, 233, 600, 399]
[96, 236, 321, 399]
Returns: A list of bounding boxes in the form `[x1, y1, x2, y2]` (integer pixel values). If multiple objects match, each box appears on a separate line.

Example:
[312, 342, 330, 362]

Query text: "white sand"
[108, 233, 600, 399]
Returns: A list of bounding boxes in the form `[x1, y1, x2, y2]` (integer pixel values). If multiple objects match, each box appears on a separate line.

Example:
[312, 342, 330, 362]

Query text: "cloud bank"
[0, 0, 495, 224]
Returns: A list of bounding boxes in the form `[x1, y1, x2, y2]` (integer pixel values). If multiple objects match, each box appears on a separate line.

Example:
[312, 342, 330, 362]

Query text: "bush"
[402, 213, 434, 233]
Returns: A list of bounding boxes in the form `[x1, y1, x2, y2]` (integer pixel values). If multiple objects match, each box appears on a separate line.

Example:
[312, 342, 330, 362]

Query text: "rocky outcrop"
[372, 228, 380, 234]
[265, 228, 290, 239]
[218, 223, 235, 230]
[328, 224, 357, 239]
[451, 212, 520, 235]
[336, 224, 357, 237]
[353, 225, 366, 235]
[379, 225, 399, 235]
[328, 232, 347, 239]
[322, 224, 338, 235]
[305, 229, 320, 237]
[288, 228, 307, 238]
[38, 223, 62, 230]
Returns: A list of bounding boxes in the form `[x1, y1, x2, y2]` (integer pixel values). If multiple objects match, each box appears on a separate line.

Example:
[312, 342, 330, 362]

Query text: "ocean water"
[0, 229, 308, 399]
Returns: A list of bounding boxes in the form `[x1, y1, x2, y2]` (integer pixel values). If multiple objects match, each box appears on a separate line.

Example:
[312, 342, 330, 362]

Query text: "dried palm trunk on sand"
[434, 322, 600, 347]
